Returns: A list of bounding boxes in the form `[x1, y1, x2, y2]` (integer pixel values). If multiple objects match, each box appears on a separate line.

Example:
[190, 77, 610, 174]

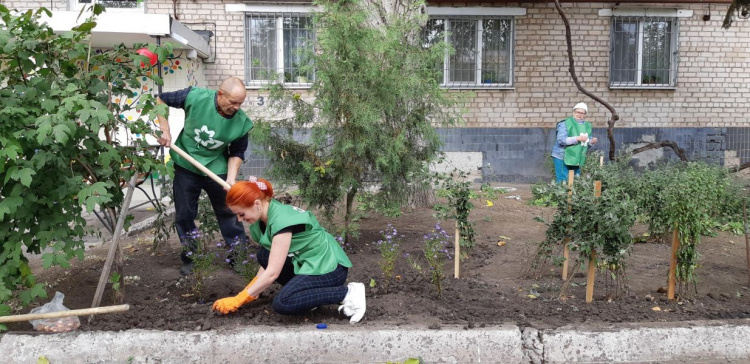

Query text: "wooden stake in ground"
[0, 305, 130, 324]
[668, 227, 680, 300]
[586, 180, 602, 303]
[562, 169, 574, 280]
[91, 172, 139, 312]
[454, 220, 460, 279]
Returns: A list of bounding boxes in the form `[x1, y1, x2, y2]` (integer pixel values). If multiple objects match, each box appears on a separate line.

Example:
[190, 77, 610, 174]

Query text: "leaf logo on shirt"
[193, 125, 224, 150]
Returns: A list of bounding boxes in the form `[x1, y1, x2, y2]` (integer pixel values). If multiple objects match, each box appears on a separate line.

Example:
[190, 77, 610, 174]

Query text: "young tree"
[252, 0, 463, 242]
[0, 5, 168, 318]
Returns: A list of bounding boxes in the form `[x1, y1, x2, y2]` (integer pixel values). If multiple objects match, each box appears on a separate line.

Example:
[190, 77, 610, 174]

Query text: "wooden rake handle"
[0, 304, 130, 324]
[169, 144, 231, 190]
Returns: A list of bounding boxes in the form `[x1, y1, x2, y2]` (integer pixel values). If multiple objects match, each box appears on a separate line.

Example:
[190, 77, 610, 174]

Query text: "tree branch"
[554, 0, 620, 160]
[630, 141, 689, 161]
[730, 161, 750, 173]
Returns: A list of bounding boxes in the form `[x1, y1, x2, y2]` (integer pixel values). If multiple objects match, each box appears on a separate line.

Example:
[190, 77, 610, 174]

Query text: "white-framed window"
[424, 16, 515, 89]
[69, 0, 144, 12]
[610, 17, 679, 88]
[244, 13, 315, 88]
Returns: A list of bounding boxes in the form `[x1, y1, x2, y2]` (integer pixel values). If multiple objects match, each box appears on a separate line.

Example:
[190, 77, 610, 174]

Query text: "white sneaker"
[338, 282, 366, 323]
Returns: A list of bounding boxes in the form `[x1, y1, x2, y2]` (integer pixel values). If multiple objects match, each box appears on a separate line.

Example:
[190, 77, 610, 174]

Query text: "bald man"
[157, 77, 254, 275]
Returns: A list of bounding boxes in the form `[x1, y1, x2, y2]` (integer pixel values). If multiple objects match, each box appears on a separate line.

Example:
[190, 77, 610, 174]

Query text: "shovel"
[169, 144, 231, 190]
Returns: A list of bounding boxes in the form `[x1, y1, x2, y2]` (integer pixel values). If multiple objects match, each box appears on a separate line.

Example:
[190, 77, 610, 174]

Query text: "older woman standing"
[212, 177, 366, 323]
[551, 102, 598, 183]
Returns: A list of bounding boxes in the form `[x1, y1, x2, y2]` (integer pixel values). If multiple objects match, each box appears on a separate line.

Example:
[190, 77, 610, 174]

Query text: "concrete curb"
[2, 320, 750, 363]
[542, 319, 750, 363]
[1, 325, 523, 363]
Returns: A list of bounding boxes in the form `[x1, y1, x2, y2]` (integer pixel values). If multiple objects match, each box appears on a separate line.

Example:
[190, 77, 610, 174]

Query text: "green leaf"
[9, 167, 35, 187]
[0, 196, 23, 220]
[72, 21, 97, 32]
[369, 278, 376, 288]
[41, 253, 54, 269]
[52, 123, 71, 144]
[77, 182, 111, 212]
[41, 98, 57, 112]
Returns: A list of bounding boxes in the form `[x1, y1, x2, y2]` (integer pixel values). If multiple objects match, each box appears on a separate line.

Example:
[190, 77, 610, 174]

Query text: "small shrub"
[407, 223, 452, 298]
[375, 224, 401, 293]
[226, 237, 260, 281]
[181, 229, 218, 301]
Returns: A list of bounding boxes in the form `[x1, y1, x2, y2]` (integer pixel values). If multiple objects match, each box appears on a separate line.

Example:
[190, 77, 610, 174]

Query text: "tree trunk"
[406, 182, 435, 208]
[344, 187, 358, 245]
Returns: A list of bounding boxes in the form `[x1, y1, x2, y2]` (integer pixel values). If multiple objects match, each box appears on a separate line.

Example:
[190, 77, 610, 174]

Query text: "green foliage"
[406, 222, 452, 298]
[197, 191, 220, 241]
[181, 229, 218, 300]
[108, 271, 121, 292]
[375, 224, 401, 293]
[249, 0, 463, 244]
[635, 162, 744, 294]
[0, 6, 169, 308]
[387, 358, 424, 364]
[226, 237, 260, 281]
[530, 182, 558, 207]
[433, 170, 477, 253]
[534, 173, 637, 296]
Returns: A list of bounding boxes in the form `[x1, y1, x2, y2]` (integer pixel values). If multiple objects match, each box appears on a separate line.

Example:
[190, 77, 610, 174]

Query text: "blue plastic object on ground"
[316, 323, 327, 329]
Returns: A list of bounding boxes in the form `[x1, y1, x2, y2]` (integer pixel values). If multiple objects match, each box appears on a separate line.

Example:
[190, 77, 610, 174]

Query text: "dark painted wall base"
[240, 127, 750, 184]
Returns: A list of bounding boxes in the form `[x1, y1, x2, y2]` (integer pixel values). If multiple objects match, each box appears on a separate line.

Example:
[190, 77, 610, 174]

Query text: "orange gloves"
[212, 276, 259, 314]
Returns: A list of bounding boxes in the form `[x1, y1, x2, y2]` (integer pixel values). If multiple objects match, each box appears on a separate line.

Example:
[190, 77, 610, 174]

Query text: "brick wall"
[10, 1, 750, 129]
[7, 1, 750, 181]
[2, 0, 68, 11]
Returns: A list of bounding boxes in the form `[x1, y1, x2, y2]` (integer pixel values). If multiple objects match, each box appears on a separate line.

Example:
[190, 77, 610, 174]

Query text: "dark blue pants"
[173, 164, 247, 263]
[256, 247, 349, 315]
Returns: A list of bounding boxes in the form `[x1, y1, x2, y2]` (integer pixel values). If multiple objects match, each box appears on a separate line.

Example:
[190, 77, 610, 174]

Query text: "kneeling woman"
[212, 177, 366, 323]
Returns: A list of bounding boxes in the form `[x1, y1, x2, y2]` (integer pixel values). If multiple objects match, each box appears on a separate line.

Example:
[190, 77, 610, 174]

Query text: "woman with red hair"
[211, 176, 366, 323]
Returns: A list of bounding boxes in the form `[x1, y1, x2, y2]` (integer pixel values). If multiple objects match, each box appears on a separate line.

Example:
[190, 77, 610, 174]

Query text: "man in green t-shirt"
[156, 77, 254, 275]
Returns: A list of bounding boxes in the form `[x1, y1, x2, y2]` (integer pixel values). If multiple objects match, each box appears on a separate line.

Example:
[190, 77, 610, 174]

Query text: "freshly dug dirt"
[9, 184, 750, 332]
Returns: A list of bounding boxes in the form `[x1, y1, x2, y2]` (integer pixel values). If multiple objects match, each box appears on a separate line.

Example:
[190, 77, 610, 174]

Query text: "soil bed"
[9, 184, 750, 332]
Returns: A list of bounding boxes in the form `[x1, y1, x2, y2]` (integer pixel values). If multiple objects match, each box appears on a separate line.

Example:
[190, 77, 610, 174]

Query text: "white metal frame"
[244, 13, 314, 89]
[610, 17, 678, 89]
[68, 0, 144, 12]
[436, 17, 515, 89]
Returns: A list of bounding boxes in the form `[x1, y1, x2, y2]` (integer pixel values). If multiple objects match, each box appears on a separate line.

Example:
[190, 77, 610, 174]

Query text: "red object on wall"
[136, 48, 158, 67]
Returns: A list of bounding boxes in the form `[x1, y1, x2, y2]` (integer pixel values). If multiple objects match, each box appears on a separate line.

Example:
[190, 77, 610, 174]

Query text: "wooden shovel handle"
[169, 144, 231, 190]
[0, 304, 130, 324]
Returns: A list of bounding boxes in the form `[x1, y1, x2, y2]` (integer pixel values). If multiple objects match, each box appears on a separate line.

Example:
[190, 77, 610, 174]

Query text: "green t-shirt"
[249, 200, 352, 275]
[170, 88, 253, 175]
[563, 117, 593, 167]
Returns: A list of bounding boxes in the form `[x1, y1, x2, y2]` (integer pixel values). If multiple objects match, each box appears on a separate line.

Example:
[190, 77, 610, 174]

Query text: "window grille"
[610, 17, 678, 88]
[245, 13, 315, 87]
[424, 17, 514, 88]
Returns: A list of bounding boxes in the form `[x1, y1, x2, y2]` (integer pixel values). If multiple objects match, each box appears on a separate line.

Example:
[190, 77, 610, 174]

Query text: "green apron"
[249, 200, 352, 275]
[563, 117, 593, 167]
[170, 88, 253, 175]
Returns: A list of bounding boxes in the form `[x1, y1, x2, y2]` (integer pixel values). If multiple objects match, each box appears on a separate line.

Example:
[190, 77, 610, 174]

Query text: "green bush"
[0, 5, 169, 323]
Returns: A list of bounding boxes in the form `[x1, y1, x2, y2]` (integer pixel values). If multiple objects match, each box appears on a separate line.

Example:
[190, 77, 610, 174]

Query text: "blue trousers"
[173, 164, 247, 263]
[256, 247, 349, 315]
[553, 157, 580, 183]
